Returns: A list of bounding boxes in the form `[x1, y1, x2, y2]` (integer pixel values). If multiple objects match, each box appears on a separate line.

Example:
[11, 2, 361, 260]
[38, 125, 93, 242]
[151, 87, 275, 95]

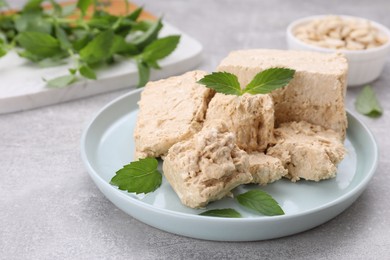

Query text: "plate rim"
[80, 88, 379, 225]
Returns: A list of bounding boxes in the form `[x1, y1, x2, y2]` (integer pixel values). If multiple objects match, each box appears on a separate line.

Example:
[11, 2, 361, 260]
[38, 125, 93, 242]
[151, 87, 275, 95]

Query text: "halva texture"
[204, 93, 274, 152]
[248, 152, 288, 185]
[217, 49, 348, 138]
[163, 123, 252, 208]
[134, 70, 214, 159]
[267, 121, 346, 182]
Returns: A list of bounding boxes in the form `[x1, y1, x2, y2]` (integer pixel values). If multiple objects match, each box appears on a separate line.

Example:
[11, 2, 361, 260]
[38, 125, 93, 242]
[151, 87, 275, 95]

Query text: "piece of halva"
[267, 121, 346, 182]
[204, 93, 274, 152]
[248, 152, 288, 185]
[217, 49, 348, 139]
[163, 123, 252, 208]
[134, 70, 214, 159]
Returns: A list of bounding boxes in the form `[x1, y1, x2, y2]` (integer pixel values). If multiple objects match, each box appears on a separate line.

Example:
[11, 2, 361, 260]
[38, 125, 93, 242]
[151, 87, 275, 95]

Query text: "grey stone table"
[1, 0, 390, 259]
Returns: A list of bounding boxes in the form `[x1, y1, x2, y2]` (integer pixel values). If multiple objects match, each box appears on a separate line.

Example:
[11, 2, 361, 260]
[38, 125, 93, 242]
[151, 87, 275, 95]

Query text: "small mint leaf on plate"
[111, 158, 162, 194]
[237, 190, 284, 216]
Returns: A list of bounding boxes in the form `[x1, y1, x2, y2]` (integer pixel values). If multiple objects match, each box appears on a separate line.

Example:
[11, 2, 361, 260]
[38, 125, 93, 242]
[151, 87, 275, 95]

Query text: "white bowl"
[287, 15, 390, 87]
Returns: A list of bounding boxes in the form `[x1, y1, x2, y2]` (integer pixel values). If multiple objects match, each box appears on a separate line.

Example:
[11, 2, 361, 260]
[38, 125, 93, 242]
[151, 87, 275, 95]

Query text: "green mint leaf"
[355, 85, 383, 117]
[55, 25, 72, 50]
[197, 72, 242, 95]
[38, 58, 67, 68]
[237, 190, 284, 216]
[72, 34, 91, 51]
[0, 43, 6, 58]
[136, 59, 150, 87]
[133, 18, 163, 49]
[131, 20, 152, 32]
[14, 12, 52, 34]
[88, 17, 113, 30]
[111, 35, 139, 56]
[146, 60, 160, 69]
[79, 65, 97, 80]
[18, 50, 42, 62]
[244, 68, 295, 95]
[142, 35, 180, 62]
[16, 31, 61, 58]
[77, 0, 93, 17]
[79, 30, 115, 64]
[199, 208, 242, 218]
[23, 0, 44, 12]
[45, 75, 77, 88]
[110, 158, 162, 194]
[69, 68, 77, 75]
[127, 7, 143, 21]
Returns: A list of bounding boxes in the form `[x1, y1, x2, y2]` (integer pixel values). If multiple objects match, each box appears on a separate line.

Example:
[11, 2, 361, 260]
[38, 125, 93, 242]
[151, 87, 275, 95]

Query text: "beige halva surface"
[2, 0, 390, 259]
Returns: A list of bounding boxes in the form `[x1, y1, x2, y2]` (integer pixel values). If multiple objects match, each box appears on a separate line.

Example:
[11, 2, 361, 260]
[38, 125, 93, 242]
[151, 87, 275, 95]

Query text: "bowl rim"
[287, 14, 390, 54]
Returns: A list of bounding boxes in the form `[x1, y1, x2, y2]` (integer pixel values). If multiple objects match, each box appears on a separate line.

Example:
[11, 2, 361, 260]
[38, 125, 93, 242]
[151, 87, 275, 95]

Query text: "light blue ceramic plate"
[81, 88, 378, 241]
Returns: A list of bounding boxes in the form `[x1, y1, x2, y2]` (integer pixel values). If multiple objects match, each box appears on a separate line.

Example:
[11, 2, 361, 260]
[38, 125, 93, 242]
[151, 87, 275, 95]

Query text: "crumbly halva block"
[134, 70, 214, 159]
[248, 152, 288, 185]
[266, 121, 346, 182]
[204, 93, 274, 152]
[163, 124, 252, 208]
[217, 49, 348, 139]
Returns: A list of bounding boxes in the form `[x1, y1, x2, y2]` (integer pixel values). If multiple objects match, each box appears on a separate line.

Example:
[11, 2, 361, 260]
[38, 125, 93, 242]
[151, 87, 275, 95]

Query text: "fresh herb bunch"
[0, 0, 180, 88]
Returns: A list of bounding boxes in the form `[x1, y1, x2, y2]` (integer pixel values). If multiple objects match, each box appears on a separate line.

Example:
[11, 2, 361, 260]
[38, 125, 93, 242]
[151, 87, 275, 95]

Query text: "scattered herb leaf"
[45, 74, 77, 88]
[236, 190, 284, 216]
[0, 44, 6, 58]
[136, 59, 150, 87]
[16, 31, 62, 59]
[199, 208, 242, 218]
[355, 85, 383, 117]
[55, 25, 72, 51]
[79, 29, 115, 64]
[133, 18, 163, 49]
[142, 35, 180, 62]
[79, 64, 97, 80]
[110, 158, 162, 194]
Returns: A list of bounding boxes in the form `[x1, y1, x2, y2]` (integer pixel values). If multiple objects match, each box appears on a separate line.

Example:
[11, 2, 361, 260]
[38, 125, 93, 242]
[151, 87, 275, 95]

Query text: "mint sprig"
[110, 158, 162, 194]
[0, 0, 181, 88]
[236, 190, 284, 216]
[197, 68, 295, 95]
[355, 85, 383, 117]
